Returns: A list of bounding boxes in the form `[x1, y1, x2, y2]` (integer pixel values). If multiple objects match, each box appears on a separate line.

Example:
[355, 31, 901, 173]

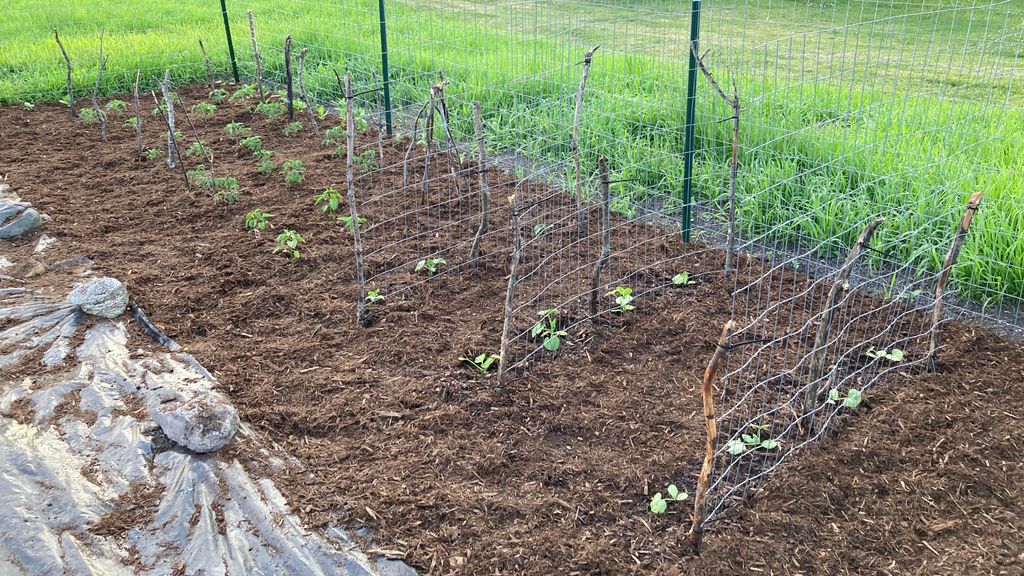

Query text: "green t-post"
[220, 0, 240, 83]
[681, 0, 702, 242]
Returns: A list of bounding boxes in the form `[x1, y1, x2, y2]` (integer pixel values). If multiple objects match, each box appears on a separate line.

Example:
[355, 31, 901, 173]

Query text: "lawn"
[1, 0, 1020, 311]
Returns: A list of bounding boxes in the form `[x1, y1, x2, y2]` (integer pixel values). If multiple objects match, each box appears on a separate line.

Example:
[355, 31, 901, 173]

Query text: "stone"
[0, 202, 30, 226]
[151, 394, 240, 453]
[67, 277, 129, 318]
[0, 208, 43, 239]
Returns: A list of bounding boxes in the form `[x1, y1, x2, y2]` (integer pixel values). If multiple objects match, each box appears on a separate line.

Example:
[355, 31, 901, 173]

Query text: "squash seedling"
[315, 188, 342, 213]
[672, 272, 696, 286]
[607, 286, 636, 312]
[865, 346, 905, 362]
[273, 229, 306, 259]
[826, 388, 863, 409]
[459, 353, 501, 374]
[415, 257, 446, 276]
[365, 290, 385, 304]
[725, 424, 780, 456]
[649, 484, 688, 514]
[531, 308, 567, 352]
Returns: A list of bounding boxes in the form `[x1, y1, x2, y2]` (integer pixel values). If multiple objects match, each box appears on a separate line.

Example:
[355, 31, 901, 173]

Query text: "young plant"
[273, 229, 306, 259]
[316, 104, 328, 120]
[211, 177, 240, 204]
[865, 346, 905, 362]
[79, 108, 99, 125]
[185, 140, 209, 159]
[224, 121, 252, 139]
[649, 484, 688, 514]
[322, 126, 344, 147]
[415, 257, 447, 276]
[208, 88, 229, 103]
[338, 215, 367, 234]
[192, 102, 217, 117]
[143, 148, 161, 161]
[607, 286, 636, 313]
[282, 160, 305, 187]
[533, 223, 553, 237]
[353, 149, 377, 172]
[186, 165, 213, 188]
[244, 209, 273, 231]
[315, 187, 342, 213]
[459, 353, 501, 374]
[725, 424, 780, 456]
[22, 102, 35, 111]
[229, 84, 255, 102]
[365, 289, 385, 304]
[826, 388, 864, 409]
[283, 121, 303, 137]
[255, 100, 286, 121]
[672, 272, 696, 286]
[531, 308, 568, 352]
[239, 135, 264, 156]
[105, 99, 127, 113]
[255, 150, 276, 175]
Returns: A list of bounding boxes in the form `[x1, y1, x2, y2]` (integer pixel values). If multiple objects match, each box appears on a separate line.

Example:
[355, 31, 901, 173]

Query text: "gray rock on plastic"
[0, 207, 43, 239]
[67, 278, 129, 318]
[151, 394, 240, 454]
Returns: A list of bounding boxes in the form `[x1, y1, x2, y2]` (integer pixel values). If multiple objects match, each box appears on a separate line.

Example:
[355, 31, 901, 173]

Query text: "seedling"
[337, 215, 367, 234]
[224, 122, 252, 139]
[865, 346, 905, 362]
[649, 484, 688, 514]
[208, 88, 229, 103]
[322, 126, 344, 147]
[273, 229, 306, 259]
[212, 177, 240, 204]
[533, 223, 553, 237]
[186, 165, 213, 188]
[22, 102, 35, 111]
[143, 148, 161, 161]
[282, 160, 306, 187]
[283, 121, 303, 137]
[726, 424, 780, 456]
[105, 99, 127, 113]
[315, 188, 342, 213]
[415, 257, 446, 276]
[672, 272, 696, 286]
[192, 102, 217, 117]
[255, 150, 276, 175]
[459, 353, 501, 374]
[530, 308, 568, 352]
[354, 150, 377, 172]
[229, 84, 255, 102]
[239, 135, 264, 156]
[79, 108, 99, 125]
[123, 117, 139, 128]
[365, 290, 385, 304]
[255, 101, 286, 121]
[897, 289, 923, 302]
[163, 130, 184, 143]
[607, 286, 636, 313]
[826, 388, 864, 409]
[185, 140, 209, 159]
[244, 209, 273, 231]
[316, 104, 328, 120]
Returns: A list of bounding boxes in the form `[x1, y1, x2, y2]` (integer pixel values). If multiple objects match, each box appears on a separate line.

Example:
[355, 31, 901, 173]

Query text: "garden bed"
[1, 88, 1021, 575]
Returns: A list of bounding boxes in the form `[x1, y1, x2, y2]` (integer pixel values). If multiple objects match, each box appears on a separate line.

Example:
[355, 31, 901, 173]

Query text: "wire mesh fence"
[2, 0, 1022, 544]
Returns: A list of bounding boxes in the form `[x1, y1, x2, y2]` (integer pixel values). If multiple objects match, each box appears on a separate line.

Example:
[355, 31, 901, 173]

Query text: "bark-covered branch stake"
[433, 79, 467, 203]
[91, 29, 108, 142]
[689, 319, 736, 551]
[572, 45, 599, 237]
[402, 99, 429, 188]
[132, 70, 143, 157]
[589, 157, 612, 319]
[927, 191, 984, 370]
[345, 72, 369, 327]
[373, 70, 384, 163]
[284, 35, 294, 121]
[247, 10, 265, 103]
[53, 29, 74, 117]
[150, 88, 187, 186]
[158, 70, 180, 171]
[497, 195, 523, 392]
[199, 38, 215, 92]
[805, 217, 885, 419]
[297, 48, 318, 135]
[421, 84, 437, 205]
[693, 47, 741, 279]
[468, 101, 489, 267]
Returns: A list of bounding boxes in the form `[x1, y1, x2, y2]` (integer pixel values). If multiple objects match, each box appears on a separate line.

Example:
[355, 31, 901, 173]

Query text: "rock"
[24, 261, 46, 279]
[34, 234, 57, 254]
[0, 202, 31, 225]
[151, 394, 240, 453]
[0, 208, 43, 239]
[67, 277, 129, 318]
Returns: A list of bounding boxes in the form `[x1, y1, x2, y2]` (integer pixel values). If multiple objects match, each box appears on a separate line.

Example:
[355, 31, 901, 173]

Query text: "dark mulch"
[1, 89, 1021, 575]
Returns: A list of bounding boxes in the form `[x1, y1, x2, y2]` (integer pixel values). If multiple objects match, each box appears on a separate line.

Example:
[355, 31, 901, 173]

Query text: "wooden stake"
[284, 35, 294, 121]
[469, 101, 490, 267]
[497, 196, 523, 392]
[927, 192, 984, 370]
[132, 71, 143, 157]
[572, 45, 599, 238]
[344, 72, 369, 327]
[421, 84, 437, 204]
[150, 89, 187, 186]
[159, 70, 180, 171]
[199, 38, 215, 91]
[247, 10, 265, 103]
[53, 29, 74, 117]
[689, 320, 736, 551]
[298, 48, 318, 135]
[805, 217, 885, 417]
[402, 99, 429, 188]
[589, 157, 612, 319]
[91, 29, 108, 142]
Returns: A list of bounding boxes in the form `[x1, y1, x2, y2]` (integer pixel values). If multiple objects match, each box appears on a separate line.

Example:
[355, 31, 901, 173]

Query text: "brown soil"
[1, 90, 1022, 575]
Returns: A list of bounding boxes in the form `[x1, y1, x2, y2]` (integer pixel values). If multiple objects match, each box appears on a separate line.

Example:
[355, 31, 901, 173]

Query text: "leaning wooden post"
[344, 73, 369, 327]
[247, 10, 265, 103]
[91, 30, 108, 142]
[689, 319, 736, 551]
[589, 157, 612, 319]
[54, 29, 75, 117]
[497, 196, 523, 392]
[927, 192, 984, 371]
[199, 38, 215, 91]
[420, 84, 437, 203]
[150, 89, 187, 186]
[468, 101, 489, 267]
[298, 48, 318, 135]
[284, 35, 294, 121]
[572, 45, 599, 238]
[159, 70, 179, 171]
[132, 71, 143, 157]
[805, 217, 885, 418]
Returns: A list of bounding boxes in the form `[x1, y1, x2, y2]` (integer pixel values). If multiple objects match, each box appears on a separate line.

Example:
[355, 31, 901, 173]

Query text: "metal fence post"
[220, 0, 240, 83]
[378, 0, 394, 136]
[681, 0, 702, 242]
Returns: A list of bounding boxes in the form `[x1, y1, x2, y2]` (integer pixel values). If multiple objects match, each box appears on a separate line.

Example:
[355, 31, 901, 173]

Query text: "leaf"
[649, 493, 667, 514]
[543, 334, 561, 352]
[667, 484, 679, 499]
[741, 434, 759, 445]
[726, 439, 745, 455]
[760, 439, 779, 450]
[844, 389, 863, 409]
[415, 260, 426, 272]
[827, 388, 840, 405]
[889, 348, 905, 362]
[531, 322, 544, 338]
[474, 353, 487, 364]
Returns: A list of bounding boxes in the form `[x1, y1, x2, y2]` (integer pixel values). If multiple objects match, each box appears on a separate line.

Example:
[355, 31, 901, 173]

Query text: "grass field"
[1, 0, 1021, 311]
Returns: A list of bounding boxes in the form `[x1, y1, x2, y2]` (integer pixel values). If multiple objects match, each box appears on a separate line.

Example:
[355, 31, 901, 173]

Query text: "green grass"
[1, 0, 1021, 308]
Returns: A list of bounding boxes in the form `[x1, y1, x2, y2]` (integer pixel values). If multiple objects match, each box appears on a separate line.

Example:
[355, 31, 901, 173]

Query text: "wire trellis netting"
[2, 0, 1022, 542]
